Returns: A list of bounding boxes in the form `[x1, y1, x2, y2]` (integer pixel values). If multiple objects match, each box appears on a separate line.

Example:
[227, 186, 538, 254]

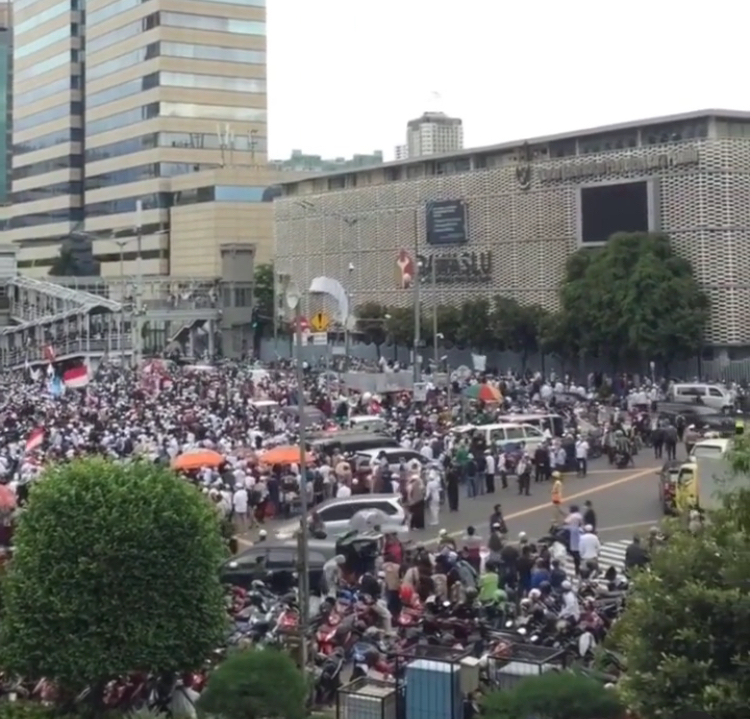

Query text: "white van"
[453, 423, 547, 452]
[349, 415, 387, 432]
[506, 413, 565, 438]
[667, 383, 734, 413]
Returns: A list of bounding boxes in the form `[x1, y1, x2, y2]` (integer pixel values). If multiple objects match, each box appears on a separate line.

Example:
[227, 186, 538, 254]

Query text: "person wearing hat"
[578, 525, 600, 575]
[551, 471, 563, 521]
[437, 528, 456, 551]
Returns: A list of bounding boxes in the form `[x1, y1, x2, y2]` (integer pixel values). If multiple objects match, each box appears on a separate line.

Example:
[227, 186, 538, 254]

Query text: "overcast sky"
[266, 0, 744, 161]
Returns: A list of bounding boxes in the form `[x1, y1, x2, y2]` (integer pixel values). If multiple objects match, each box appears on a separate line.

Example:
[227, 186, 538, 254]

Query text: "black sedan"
[220, 539, 336, 595]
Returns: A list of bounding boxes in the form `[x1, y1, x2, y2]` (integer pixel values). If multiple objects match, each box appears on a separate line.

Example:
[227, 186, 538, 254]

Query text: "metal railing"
[2, 334, 134, 367]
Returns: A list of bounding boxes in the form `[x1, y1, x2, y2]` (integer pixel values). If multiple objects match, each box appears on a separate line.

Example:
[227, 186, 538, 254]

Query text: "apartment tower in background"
[394, 144, 408, 160]
[8, 0, 84, 252]
[406, 111, 463, 157]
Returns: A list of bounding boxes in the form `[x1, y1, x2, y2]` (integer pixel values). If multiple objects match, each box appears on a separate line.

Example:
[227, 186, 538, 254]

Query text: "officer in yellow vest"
[736, 416, 744, 437]
[551, 471, 563, 521]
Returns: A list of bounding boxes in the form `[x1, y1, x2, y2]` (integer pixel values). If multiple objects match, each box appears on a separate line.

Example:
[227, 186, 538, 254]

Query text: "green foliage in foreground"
[197, 648, 307, 719]
[609, 487, 750, 719]
[482, 670, 624, 719]
[0, 458, 227, 696]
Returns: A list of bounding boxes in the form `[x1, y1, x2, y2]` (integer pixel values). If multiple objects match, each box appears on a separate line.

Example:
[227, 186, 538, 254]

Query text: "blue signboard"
[425, 200, 468, 245]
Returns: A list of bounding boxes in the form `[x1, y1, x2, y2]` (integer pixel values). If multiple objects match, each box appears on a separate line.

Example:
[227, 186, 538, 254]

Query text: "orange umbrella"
[261, 445, 315, 466]
[0, 485, 15, 511]
[172, 449, 225, 471]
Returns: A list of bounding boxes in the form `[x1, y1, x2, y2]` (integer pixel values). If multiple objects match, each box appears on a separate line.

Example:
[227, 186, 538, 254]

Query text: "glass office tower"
[8, 0, 84, 259]
[83, 0, 268, 275]
[8, 0, 268, 276]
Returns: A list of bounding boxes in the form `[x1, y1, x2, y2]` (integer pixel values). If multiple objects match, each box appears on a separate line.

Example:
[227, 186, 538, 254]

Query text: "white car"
[275, 493, 405, 539]
[354, 447, 440, 476]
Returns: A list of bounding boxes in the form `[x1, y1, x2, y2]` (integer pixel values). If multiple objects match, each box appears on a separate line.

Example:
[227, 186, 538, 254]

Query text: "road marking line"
[596, 520, 662, 533]
[427, 466, 657, 544]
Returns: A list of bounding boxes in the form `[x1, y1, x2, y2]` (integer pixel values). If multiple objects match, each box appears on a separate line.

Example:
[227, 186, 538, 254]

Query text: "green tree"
[254, 262, 275, 331]
[48, 247, 79, 277]
[609, 439, 750, 719]
[386, 306, 414, 347]
[355, 302, 389, 350]
[539, 310, 582, 371]
[0, 458, 227, 701]
[434, 304, 462, 345]
[482, 670, 624, 719]
[456, 298, 492, 349]
[197, 648, 307, 719]
[559, 232, 709, 369]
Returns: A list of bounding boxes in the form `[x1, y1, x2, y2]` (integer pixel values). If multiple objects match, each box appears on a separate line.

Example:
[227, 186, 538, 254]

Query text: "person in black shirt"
[583, 500, 597, 531]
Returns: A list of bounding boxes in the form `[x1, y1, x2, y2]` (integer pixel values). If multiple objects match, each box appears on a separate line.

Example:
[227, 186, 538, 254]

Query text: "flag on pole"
[63, 366, 89, 389]
[25, 427, 44, 453]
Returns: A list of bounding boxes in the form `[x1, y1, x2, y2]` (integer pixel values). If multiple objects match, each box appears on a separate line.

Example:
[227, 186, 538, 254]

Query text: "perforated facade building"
[274, 110, 750, 346]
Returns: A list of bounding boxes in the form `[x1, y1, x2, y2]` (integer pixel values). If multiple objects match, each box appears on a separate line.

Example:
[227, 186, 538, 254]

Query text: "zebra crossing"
[559, 539, 631, 587]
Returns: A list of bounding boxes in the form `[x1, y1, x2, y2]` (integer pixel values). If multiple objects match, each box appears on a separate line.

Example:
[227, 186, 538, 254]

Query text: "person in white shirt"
[575, 437, 590, 477]
[336, 482, 352, 499]
[232, 486, 249, 532]
[426, 471, 442, 526]
[558, 581, 580, 621]
[578, 525, 601, 574]
[484, 450, 496, 493]
[420, 443, 434, 461]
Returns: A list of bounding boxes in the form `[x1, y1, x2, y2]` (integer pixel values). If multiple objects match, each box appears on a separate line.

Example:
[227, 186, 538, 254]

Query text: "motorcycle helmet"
[465, 586, 478, 601]
[529, 588, 542, 601]
[561, 580, 572, 591]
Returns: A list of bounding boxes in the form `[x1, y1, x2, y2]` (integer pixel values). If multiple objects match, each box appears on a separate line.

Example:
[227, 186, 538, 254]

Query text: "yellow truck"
[675, 438, 734, 512]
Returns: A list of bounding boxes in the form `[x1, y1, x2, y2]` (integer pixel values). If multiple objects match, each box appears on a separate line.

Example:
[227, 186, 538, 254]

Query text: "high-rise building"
[0, 3, 11, 206]
[8, 0, 84, 250]
[394, 144, 408, 161]
[406, 111, 463, 157]
[7, 0, 271, 277]
[83, 0, 267, 276]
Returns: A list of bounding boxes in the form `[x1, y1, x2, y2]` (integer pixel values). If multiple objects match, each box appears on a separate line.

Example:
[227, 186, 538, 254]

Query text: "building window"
[161, 12, 265, 35]
[159, 72, 265, 93]
[214, 185, 269, 202]
[160, 42, 264, 65]
[159, 102, 266, 123]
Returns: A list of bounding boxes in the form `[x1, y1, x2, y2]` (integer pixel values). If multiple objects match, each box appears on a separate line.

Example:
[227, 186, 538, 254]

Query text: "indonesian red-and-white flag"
[63, 366, 89, 389]
[25, 427, 44, 453]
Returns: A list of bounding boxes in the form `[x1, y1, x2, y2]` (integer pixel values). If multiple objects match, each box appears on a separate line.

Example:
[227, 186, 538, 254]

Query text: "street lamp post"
[412, 207, 421, 383]
[132, 200, 144, 369]
[114, 238, 129, 365]
[286, 282, 309, 670]
[431, 260, 439, 365]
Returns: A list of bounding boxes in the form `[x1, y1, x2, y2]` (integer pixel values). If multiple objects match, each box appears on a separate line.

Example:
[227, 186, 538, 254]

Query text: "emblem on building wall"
[515, 141, 532, 190]
[396, 249, 415, 288]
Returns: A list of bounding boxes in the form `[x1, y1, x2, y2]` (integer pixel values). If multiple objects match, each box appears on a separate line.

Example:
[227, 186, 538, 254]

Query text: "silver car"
[275, 494, 405, 539]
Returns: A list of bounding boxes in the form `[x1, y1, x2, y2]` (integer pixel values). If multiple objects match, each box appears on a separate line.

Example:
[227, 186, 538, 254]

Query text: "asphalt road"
[238, 451, 682, 549]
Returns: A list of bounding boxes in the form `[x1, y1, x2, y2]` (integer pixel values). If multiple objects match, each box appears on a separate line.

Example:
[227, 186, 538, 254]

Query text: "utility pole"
[286, 282, 309, 671]
[412, 205, 421, 383]
[432, 259, 439, 365]
[133, 200, 143, 368]
[115, 238, 128, 365]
